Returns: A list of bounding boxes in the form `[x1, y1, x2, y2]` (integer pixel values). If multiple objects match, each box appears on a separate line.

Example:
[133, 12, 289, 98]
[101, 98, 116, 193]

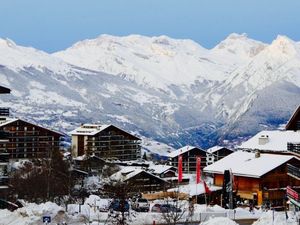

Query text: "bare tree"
[102, 180, 133, 225]
[161, 190, 188, 225]
[10, 148, 71, 203]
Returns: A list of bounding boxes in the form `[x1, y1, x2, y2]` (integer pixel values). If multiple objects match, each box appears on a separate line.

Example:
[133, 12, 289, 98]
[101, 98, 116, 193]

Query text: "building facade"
[168, 146, 207, 174]
[204, 151, 300, 206]
[206, 146, 233, 165]
[71, 124, 141, 161]
[0, 118, 62, 160]
[0, 86, 11, 197]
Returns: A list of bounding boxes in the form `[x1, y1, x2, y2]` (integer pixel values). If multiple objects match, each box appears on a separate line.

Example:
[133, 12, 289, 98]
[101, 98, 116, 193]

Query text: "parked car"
[151, 203, 182, 213]
[109, 199, 130, 212]
[162, 204, 182, 213]
[151, 203, 162, 213]
[132, 198, 150, 212]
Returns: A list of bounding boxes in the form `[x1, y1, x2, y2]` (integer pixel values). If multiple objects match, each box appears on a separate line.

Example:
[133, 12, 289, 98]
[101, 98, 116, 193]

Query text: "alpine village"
[0, 82, 300, 225]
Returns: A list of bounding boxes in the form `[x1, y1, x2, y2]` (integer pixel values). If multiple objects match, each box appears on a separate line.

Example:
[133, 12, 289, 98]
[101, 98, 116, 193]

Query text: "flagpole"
[196, 180, 198, 204]
[196, 156, 201, 205]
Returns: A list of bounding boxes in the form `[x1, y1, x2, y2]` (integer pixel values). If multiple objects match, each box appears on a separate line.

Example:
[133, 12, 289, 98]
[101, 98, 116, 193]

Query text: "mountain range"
[0, 33, 299, 149]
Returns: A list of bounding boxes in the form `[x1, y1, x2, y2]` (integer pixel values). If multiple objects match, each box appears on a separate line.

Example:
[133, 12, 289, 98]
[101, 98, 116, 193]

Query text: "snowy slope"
[0, 34, 299, 149]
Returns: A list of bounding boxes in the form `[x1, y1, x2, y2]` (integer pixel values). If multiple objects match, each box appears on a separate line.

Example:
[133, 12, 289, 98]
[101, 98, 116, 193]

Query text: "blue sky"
[1, 0, 300, 52]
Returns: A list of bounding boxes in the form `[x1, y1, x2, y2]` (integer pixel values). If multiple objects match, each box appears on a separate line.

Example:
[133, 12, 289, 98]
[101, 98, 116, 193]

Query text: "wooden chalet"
[204, 151, 300, 206]
[70, 124, 141, 161]
[0, 118, 62, 159]
[111, 167, 170, 193]
[0, 86, 10, 197]
[285, 105, 300, 208]
[147, 164, 177, 178]
[206, 146, 233, 166]
[168, 145, 207, 174]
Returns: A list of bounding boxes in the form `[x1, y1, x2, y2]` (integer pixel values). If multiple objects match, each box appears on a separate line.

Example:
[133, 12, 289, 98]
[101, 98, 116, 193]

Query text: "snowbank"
[0, 202, 64, 225]
[200, 217, 238, 225]
[253, 211, 298, 225]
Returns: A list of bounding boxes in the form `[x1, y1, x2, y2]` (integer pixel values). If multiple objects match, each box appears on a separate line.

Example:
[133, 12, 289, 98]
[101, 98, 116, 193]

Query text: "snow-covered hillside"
[0, 34, 299, 148]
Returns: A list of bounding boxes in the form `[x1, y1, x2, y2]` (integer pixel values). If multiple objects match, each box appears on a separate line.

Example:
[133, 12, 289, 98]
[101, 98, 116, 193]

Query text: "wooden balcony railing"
[287, 164, 300, 180]
[287, 142, 300, 155]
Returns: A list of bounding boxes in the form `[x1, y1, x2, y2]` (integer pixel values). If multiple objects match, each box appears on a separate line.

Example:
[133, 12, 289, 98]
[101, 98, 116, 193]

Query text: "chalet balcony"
[0, 130, 10, 140]
[0, 176, 9, 186]
[287, 164, 300, 180]
[0, 108, 9, 117]
[0, 153, 9, 163]
[287, 186, 300, 204]
[287, 142, 300, 155]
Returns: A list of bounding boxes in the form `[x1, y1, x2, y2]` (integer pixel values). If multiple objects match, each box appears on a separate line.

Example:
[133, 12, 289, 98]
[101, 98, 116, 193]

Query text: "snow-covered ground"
[0, 196, 269, 225]
[253, 211, 299, 225]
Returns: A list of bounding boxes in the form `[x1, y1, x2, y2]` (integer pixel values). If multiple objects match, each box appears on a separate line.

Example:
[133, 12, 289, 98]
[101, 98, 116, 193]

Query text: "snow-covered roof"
[203, 151, 294, 178]
[168, 145, 204, 158]
[206, 146, 232, 154]
[168, 182, 221, 196]
[110, 166, 166, 183]
[70, 124, 141, 140]
[147, 164, 175, 175]
[0, 118, 19, 127]
[70, 124, 111, 136]
[239, 130, 300, 152]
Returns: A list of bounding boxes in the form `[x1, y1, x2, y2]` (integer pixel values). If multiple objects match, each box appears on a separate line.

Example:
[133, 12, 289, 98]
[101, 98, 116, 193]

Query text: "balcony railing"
[287, 186, 300, 202]
[287, 164, 300, 180]
[0, 176, 9, 186]
[287, 142, 300, 155]
[0, 108, 9, 117]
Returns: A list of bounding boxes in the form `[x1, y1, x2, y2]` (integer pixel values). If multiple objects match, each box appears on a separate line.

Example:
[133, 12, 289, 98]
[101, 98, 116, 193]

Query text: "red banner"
[178, 155, 183, 182]
[196, 156, 201, 184]
[204, 181, 211, 194]
[287, 186, 299, 201]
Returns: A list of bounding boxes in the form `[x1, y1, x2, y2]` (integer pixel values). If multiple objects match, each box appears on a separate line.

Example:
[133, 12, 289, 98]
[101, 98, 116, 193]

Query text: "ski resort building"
[238, 130, 300, 154]
[70, 124, 141, 161]
[206, 146, 233, 165]
[204, 151, 300, 206]
[239, 106, 300, 155]
[0, 118, 62, 160]
[0, 85, 11, 197]
[168, 145, 207, 174]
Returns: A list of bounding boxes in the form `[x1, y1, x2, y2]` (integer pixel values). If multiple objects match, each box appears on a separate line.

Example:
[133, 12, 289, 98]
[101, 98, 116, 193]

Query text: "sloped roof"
[0, 86, 10, 94]
[206, 146, 233, 154]
[70, 124, 110, 136]
[239, 130, 300, 152]
[203, 151, 294, 178]
[70, 124, 140, 140]
[110, 166, 167, 183]
[0, 118, 63, 136]
[147, 164, 176, 174]
[168, 145, 205, 158]
[286, 106, 300, 130]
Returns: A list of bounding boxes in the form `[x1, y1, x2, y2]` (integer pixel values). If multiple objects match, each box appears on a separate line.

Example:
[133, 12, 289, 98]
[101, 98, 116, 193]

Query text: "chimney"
[258, 135, 269, 145]
[255, 150, 261, 158]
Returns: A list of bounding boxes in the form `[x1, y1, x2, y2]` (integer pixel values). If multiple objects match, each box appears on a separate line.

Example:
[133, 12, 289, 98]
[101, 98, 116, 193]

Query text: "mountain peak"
[267, 35, 298, 57]
[0, 38, 17, 48]
[213, 33, 266, 58]
[226, 33, 249, 40]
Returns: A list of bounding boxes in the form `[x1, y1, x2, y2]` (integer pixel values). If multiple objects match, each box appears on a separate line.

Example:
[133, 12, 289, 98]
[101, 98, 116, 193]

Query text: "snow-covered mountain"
[0, 34, 299, 149]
